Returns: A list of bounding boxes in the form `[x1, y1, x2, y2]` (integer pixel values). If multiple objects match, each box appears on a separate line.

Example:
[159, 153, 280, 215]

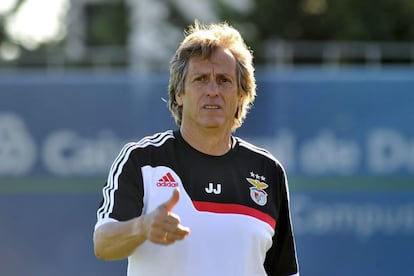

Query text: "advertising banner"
[1, 69, 413, 176]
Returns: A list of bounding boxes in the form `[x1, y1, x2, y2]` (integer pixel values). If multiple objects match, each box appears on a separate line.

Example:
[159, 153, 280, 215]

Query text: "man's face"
[177, 47, 241, 133]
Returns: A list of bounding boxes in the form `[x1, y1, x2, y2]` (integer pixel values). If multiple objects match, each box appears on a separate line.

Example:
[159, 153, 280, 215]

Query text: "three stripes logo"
[157, 172, 179, 187]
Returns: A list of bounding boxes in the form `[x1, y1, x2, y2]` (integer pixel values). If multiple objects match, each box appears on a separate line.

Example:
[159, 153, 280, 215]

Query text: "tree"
[219, 0, 414, 63]
[2, 0, 414, 68]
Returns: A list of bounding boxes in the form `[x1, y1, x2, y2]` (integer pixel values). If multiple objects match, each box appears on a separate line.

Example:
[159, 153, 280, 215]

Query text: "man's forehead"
[188, 48, 237, 74]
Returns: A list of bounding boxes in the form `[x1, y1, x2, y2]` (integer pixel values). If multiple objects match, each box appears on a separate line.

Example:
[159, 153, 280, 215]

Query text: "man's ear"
[235, 95, 243, 118]
[176, 94, 183, 106]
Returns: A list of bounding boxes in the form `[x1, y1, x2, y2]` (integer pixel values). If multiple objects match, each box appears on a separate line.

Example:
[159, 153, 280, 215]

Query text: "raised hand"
[145, 188, 191, 245]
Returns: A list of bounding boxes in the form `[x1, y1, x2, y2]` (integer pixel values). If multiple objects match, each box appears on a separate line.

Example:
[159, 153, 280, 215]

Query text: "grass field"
[0, 176, 413, 194]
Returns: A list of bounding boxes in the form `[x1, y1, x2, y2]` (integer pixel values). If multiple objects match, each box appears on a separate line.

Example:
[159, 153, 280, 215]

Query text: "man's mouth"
[203, 105, 220, 109]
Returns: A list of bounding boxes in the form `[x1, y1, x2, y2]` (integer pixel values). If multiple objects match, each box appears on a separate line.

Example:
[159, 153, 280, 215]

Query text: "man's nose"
[206, 80, 219, 96]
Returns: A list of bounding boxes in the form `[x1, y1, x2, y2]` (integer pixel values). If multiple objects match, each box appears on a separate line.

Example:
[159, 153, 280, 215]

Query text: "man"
[94, 21, 299, 276]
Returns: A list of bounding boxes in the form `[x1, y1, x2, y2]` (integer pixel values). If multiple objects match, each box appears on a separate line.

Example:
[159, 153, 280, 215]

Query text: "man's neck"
[179, 126, 232, 156]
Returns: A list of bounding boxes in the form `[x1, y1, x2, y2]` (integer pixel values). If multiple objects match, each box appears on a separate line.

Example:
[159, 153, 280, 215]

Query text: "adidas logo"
[156, 172, 179, 187]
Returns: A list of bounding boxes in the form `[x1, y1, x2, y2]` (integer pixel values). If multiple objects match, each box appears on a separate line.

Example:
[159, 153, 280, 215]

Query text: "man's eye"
[194, 76, 207, 82]
[218, 77, 231, 84]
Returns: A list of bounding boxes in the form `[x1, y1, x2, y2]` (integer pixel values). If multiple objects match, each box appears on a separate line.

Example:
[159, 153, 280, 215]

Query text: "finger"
[155, 232, 171, 245]
[153, 229, 172, 244]
[167, 224, 190, 239]
[158, 230, 181, 245]
[163, 188, 180, 213]
[161, 227, 190, 243]
[173, 226, 191, 240]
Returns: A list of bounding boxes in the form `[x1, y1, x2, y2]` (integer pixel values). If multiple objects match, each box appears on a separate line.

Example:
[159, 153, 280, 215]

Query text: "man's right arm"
[93, 188, 190, 260]
[93, 217, 147, 260]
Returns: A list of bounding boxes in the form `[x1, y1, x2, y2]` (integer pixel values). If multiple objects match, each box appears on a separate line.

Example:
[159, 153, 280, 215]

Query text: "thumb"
[163, 188, 180, 213]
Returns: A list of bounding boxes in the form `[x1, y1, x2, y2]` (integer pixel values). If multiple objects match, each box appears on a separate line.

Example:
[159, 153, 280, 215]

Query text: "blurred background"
[1, 0, 413, 275]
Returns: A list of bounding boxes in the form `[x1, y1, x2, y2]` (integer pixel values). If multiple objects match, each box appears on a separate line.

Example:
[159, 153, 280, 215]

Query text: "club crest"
[247, 172, 268, 206]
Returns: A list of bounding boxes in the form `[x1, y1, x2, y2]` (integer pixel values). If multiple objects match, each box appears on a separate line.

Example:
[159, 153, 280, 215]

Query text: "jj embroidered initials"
[205, 182, 222, 194]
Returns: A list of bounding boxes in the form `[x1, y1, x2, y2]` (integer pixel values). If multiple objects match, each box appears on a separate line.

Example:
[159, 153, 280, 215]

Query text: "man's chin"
[201, 122, 229, 131]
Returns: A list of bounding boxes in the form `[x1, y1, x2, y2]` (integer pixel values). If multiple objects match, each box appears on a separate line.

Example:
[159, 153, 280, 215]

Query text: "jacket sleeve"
[264, 165, 299, 276]
[96, 143, 144, 228]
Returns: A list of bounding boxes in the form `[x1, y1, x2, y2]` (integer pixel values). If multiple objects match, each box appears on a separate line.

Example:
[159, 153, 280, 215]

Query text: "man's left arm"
[264, 168, 299, 276]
